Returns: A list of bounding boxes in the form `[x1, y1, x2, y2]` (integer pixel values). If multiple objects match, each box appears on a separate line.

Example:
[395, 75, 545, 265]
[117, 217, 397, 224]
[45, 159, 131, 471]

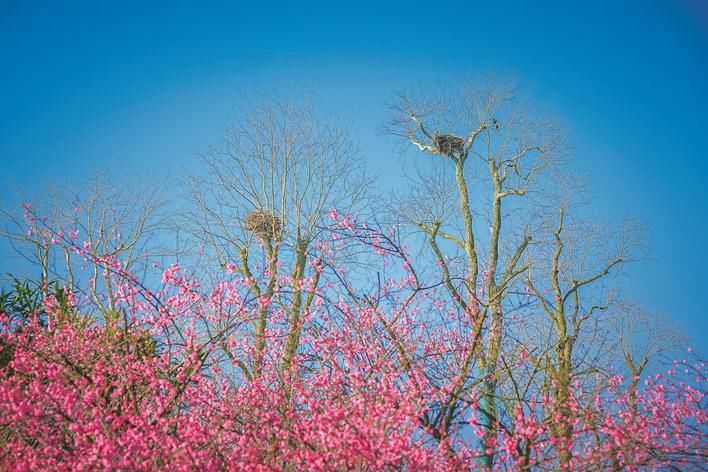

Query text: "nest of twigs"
[115, 329, 157, 359]
[432, 134, 464, 157]
[243, 209, 283, 241]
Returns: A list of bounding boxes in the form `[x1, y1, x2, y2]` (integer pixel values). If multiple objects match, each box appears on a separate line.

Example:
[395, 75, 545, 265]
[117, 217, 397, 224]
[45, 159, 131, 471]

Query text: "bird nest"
[432, 134, 464, 157]
[243, 209, 283, 240]
[115, 329, 157, 359]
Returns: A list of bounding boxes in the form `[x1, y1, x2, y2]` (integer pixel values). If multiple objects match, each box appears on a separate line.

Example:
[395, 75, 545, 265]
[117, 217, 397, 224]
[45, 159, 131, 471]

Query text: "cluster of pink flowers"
[0, 315, 456, 470]
[0, 206, 705, 470]
[0, 318, 226, 470]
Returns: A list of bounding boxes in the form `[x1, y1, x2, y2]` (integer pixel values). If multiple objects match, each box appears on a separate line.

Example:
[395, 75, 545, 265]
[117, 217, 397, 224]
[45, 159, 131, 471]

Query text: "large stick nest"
[243, 209, 283, 241]
[432, 134, 464, 157]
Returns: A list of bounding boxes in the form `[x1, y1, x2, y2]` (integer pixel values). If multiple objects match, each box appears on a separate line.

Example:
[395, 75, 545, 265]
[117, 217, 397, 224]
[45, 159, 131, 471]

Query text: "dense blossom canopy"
[0, 205, 706, 471]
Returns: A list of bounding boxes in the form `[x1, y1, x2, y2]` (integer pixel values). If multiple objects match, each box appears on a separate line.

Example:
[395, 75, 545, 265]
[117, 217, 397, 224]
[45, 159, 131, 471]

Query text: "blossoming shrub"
[0, 307, 454, 470]
[0, 317, 227, 470]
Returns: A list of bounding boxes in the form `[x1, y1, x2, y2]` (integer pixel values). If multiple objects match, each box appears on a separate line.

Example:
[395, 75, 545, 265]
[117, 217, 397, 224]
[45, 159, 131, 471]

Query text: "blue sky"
[1, 1, 707, 347]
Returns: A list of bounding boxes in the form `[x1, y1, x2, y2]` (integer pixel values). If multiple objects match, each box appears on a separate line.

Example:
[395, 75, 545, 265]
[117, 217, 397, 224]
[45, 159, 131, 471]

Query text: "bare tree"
[0, 171, 169, 325]
[183, 94, 372, 377]
[523, 173, 644, 468]
[387, 77, 562, 467]
[611, 302, 686, 406]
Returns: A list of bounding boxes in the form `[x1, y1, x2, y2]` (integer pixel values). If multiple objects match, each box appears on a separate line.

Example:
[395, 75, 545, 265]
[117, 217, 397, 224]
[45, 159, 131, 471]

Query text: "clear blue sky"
[1, 1, 707, 347]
